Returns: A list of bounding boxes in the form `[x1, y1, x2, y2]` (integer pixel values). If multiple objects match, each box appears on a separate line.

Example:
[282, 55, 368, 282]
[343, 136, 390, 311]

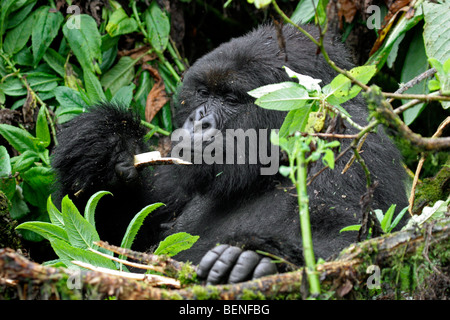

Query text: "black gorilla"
[52, 25, 408, 284]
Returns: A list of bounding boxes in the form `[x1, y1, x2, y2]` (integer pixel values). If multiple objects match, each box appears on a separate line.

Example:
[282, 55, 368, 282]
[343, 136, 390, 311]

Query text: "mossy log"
[0, 218, 449, 300]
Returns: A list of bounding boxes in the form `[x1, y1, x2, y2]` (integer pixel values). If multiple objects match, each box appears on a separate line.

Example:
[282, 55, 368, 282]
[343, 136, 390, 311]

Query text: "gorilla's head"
[169, 25, 352, 200]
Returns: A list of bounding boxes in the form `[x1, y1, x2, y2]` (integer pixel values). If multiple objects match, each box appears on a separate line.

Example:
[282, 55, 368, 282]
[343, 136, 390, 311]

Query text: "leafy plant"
[339, 205, 408, 235]
[16, 191, 198, 270]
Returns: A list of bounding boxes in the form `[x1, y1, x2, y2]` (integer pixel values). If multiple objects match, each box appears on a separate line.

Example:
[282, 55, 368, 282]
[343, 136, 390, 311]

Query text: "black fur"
[52, 25, 408, 283]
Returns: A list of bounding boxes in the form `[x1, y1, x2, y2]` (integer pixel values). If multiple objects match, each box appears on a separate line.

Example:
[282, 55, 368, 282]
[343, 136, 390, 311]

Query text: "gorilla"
[52, 25, 408, 284]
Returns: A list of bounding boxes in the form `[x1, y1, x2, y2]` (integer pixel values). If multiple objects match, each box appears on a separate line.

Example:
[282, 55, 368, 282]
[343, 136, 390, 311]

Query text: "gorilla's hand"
[196, 245, 277, 284]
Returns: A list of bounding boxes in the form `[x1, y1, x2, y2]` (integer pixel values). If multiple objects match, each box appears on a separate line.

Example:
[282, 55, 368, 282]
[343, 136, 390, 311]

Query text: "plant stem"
[295, 144, 321, 296]
[140, 120, 170, 136]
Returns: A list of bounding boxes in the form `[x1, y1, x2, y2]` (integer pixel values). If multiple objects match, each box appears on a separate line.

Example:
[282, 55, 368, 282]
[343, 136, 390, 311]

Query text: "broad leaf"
[61, 195, 100, 250]
[255, 86, 310, 111]
[101, 56, 137, 96]
[144, 1, 170, 53]
[0, 124, 37, 154]
[106, 8, 138, 37]
[36, 105, 51, 148]
[63, 14, 102, 74]
[47, 196, 65, 229]
[154, 232, 199, 257]
[32, 6, 64, 66]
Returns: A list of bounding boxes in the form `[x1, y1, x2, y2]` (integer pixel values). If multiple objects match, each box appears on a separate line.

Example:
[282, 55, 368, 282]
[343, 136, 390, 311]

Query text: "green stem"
[140, 120, 170, 136]
[295, 144, 321, 296]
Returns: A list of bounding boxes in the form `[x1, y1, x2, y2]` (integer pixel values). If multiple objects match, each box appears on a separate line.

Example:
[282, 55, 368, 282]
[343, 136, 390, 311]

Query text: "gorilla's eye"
[197, 88, 209, 97]
[225, 95, 239, 105]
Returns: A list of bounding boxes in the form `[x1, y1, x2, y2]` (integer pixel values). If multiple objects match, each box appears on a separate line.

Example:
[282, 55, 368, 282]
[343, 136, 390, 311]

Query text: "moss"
[177, 262, 198, 285]
[191, 285, 220, 300]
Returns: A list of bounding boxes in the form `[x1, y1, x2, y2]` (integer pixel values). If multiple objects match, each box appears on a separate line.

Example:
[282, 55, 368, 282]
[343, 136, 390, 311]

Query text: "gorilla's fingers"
[228, 250, 261, 284]
[206, 246, 242, 285]
[196, 244, 230, 279]
[252, 257, 277, 279]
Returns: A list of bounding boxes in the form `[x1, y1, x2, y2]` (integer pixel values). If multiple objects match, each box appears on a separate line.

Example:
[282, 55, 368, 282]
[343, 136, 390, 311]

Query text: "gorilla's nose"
[182, 106, 217, 133]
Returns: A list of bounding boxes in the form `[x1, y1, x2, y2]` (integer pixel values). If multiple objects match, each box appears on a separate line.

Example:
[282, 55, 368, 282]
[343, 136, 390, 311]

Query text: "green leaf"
[255, 86, 310, 111]
[2, 73, 60, 96]
[106, 8, 138, 37]
[401, 29, 429, 125]
[339, 225, 361, 233]
[47, 196, 65, 229]
[388, 206, 408, 232]
[36, 106, 50, 148]
[84, 69, 106, 103]
[120, 203, 164, 254]
[154, 232, 199, 257]
[63, 14, 102, 74]
[84, 191, 112, 229]
[100, 56, 137, 96]
[3, 11, 34, 54]
[54, 86, 88, 109]
[50, 238, 116, 269]
[32, 6, 64, 66]
[110, 84, 136, 107]
[291, 0, 320, 24]
[283, 66, 322, 93]
[144, 1, 170, 53]
[248, 82, 300, 99]
[16, 221, 69, 243]
[380, 204, 396, 233]
[43, 48, 66, 77]
[324, 65, 376, 104]
[0, 145, 11, 177]
[279, 105, 313, 138]
[322, 149, 335, 169]
[61, 195, 100, 249]
[0, 0, 17, 47]
[6, 0, 37, 30]
[0, 124, 37, 154]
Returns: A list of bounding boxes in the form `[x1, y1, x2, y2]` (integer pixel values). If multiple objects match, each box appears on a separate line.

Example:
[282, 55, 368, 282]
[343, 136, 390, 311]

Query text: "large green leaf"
[255, 86, 310, 111]
[0, 124, 37, 154]
[63, 14, 102, 75]
[84, 69, 106, 104]
[144, 1, 170, 53]
[291, 0, 320, 24]
[100, 56, 137, 96]
[16, 221, 69, 243]
[32, 6, 64, 66]
[61, 195, 100, 250]
[0, 145, 11, 177]
[36, 105, 51, 148]
[50, 238, 116, 269]
[3, 10, 34, 54]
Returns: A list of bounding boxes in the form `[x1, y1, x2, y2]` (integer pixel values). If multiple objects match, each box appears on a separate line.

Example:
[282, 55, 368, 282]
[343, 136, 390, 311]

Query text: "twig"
[408, 116, 450, 215]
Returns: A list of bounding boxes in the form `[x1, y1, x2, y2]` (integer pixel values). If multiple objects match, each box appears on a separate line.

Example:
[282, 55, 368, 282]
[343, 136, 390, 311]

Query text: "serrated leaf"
[3, 11, 34, 54]
[144, 1, 170, 53]
[32, 6, 63, 66]
[61, 195, 100, 249]
[50, 238, 116, 269]
[248, 82, 299, 99]
[47, 196, 65, 228]
[324, 65, 376, 104]
[84, 69, 106, 104]
[84, 191, 112, 229]
[279, 105, 312, 138]
[120, 203, 164, 254]
[63, 14, 102, 74]
[0, 124, 37, 154]
[154, 232, 199, 257]
[16, 221, 69, 243]
[110, 84, 136, 107]
[255, 86, 310, 111]
[100, 56, 137, 96]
